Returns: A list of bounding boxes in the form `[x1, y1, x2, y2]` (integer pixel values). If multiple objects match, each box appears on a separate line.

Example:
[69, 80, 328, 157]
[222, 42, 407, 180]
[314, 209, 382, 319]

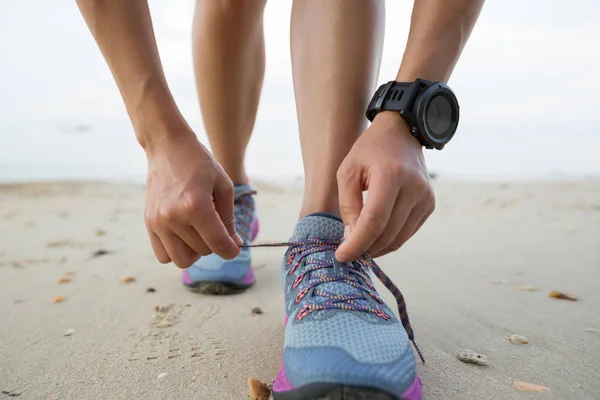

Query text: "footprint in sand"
[113, 302, 231, 364]
[194, 303, 230, 363]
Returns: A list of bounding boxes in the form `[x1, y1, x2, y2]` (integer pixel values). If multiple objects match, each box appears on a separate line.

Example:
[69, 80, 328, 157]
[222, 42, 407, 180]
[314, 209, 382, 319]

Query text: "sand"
[1, 180, 599, 399]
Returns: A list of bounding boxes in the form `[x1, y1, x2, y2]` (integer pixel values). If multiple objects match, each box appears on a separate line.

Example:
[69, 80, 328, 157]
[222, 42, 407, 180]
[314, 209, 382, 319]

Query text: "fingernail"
[344, 225, 352, 241]
[335, 251, 348, 263]
[234, 233, 244, 247]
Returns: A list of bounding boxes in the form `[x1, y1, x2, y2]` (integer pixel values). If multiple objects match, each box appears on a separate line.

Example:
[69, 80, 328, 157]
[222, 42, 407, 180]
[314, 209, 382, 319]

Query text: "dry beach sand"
[1, 180, 599, 399]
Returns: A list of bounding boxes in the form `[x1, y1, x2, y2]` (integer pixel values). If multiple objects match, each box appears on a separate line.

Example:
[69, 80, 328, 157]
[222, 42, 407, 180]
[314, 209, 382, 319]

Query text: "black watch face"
[425, 93, 456, 139]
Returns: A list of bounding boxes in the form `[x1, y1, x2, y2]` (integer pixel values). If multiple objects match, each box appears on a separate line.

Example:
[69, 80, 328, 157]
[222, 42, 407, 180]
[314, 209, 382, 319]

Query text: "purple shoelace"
[242, 238, 425, 363]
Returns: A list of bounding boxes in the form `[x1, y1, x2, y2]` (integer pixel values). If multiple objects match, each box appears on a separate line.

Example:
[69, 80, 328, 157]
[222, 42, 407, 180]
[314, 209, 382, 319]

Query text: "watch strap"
[366, 79, 433, 122]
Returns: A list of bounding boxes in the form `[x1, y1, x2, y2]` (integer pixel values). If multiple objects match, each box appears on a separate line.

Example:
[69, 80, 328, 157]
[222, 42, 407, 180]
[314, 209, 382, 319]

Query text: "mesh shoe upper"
[279, 213, 417, 396]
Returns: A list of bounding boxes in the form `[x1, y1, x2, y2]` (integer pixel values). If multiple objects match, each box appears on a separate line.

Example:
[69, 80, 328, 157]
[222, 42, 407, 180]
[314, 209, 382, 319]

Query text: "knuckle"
[180, 194, 203, 214]
[221, 181, 235, 199]
[409, 172, 428, 190]
[363, 210, 386, 231]
[336, 163, 355, 182]
[144, 209, 153, 223]
[145, 209, 159, 228]
[145, 216, 157, 231]
[388, 162, 407, 177]
[157, 206, 176, 224]
[428, 190, 436, 210]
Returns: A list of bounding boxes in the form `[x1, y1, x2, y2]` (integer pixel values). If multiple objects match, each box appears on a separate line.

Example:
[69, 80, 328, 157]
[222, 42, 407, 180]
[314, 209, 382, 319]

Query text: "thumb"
[337, 166, 364, 249]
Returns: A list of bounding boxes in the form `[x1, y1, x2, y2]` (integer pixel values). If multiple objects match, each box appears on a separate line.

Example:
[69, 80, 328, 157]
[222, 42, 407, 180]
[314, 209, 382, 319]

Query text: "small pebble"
[63, 328, 76, 337]
[490, 278, 508, 284]
[457, 349, 488, 366]
[507, 334, 529, 344]
[248, 377, 271, 400]
[548, 290, 578, 301]
[158, 372, 169, 379]
[154, 305, 172, 313]
[120, 276, 136, 284]
[53, 296, 64, 303]
[91, 249, 110, 258]
[518, 285, 538, 291]
[513, 381, 550, 392]
[146, 287, 156, 293]
[57, 276, 71, 284]
[95, 229, 106, 236]
[251, 307, 264, 315]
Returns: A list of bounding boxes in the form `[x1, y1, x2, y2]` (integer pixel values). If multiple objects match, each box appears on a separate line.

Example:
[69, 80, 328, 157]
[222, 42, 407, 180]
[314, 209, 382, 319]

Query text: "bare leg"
[193, 0, 267, 185]
[291, 0, 385, 217]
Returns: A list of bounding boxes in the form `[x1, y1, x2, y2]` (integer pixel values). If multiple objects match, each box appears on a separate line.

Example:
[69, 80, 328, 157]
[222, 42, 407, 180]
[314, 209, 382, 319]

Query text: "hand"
[335, 111, 435, 262]
[143, 129, 242, 269]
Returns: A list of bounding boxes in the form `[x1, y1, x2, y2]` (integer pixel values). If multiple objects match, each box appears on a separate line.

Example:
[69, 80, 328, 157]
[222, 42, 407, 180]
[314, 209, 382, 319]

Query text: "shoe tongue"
[292, 212, 344, 241]
[291, 213, 372, 313]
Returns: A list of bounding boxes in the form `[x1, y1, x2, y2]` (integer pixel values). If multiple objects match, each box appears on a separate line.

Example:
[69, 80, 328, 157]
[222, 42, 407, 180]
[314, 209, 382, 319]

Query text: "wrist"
[129, 86, 195, 154]
[371, 111, 422, 148]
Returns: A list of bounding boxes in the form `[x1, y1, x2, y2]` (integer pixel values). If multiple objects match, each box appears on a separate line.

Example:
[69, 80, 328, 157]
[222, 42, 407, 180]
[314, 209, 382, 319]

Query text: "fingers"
[336, 169, 400, 262]
[158, 231, 201, 269]
[337, 164, 364, 241]
[214, 177, 243, 246]
[371, 190, 435, 258]
[145, 181, 240, 267]
[367, 190, 412, 257]
[171, 224, 212, 256]
[148, 230, 171, 264]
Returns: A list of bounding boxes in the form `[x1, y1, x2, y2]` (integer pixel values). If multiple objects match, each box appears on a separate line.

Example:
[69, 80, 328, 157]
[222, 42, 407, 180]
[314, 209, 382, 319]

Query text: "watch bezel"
[414, 83, 460, 150]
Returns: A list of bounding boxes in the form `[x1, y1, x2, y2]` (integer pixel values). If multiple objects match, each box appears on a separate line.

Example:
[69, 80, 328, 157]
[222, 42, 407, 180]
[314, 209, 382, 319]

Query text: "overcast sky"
[0, 1, 598, 180]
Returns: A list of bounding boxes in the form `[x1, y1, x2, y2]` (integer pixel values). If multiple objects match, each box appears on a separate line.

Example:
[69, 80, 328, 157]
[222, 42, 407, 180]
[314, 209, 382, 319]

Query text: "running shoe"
[182, 184, 259, 295]
[272, 212, 423, 400]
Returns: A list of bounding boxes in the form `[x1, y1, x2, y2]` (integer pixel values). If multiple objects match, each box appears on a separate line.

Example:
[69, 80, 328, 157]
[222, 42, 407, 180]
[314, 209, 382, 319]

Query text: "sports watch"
[366, 79, 459, 150]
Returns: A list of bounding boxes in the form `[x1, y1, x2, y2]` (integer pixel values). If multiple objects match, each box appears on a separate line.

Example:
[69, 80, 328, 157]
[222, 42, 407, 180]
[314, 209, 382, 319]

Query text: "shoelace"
[242, 238, 425, 364]
[233, 189, 256, 243]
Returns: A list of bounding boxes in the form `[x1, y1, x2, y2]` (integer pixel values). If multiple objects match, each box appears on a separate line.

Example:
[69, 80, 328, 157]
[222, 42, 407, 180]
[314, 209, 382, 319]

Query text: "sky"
[0, 0, 598, 182]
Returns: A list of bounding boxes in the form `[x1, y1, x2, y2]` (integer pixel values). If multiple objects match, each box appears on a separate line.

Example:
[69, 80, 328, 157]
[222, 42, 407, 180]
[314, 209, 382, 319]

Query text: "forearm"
[396, 0, 484, 83]
[76, 0, 189, 150]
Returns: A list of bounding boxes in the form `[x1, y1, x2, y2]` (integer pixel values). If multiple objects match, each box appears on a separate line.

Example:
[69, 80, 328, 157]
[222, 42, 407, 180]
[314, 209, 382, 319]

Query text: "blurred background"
[1, 0, 598, 184]
[1, 2, 599, 399]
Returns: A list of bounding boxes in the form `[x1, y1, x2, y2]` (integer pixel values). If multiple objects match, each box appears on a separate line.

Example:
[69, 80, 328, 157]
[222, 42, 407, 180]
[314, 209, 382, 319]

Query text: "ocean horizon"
[1, 118, 598, 184]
